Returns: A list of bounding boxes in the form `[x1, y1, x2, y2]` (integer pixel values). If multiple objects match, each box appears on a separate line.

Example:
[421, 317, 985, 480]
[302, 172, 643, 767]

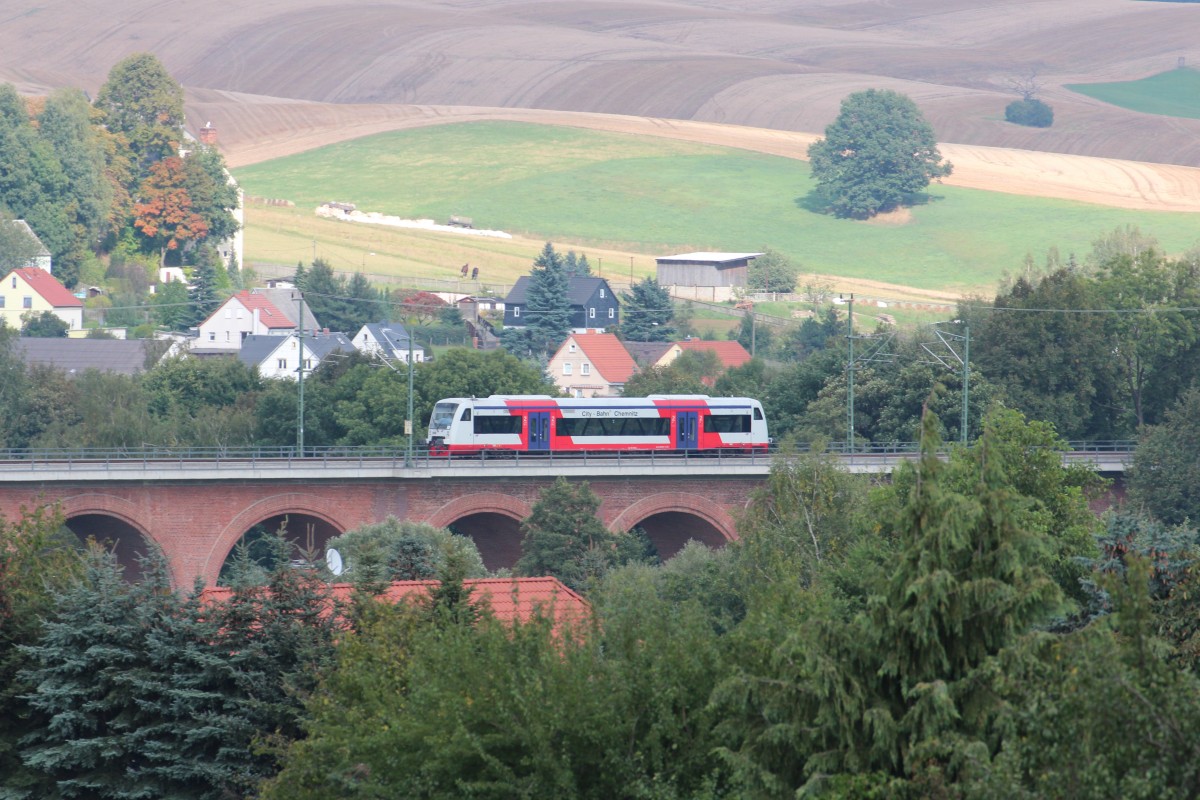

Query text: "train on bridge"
[427, 395, 769, 456]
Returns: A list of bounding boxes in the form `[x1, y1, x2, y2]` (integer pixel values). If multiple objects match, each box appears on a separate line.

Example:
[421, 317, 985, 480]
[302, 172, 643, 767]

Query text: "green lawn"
[1066, 68, 1200, 119]
[233, 121, 1200, 295]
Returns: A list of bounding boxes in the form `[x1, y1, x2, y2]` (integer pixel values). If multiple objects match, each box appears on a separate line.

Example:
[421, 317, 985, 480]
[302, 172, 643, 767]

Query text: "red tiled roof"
[201, 576, 589, 627]
[12, 268, 81, 308]
[570, 332, 637, 383]
[674, 339, 752, 369]
[228, 290, 293, 329]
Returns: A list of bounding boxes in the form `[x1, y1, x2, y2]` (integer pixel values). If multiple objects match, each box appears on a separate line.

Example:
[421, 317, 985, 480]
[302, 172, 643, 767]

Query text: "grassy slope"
[1067, 68, 1200, 119]
[234, 121, 1200, 296]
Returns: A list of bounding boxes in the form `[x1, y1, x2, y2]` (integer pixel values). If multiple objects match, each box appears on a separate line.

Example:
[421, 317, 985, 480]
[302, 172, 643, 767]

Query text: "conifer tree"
[516, 477, 622, 592]
[503, 242, 572, 359]
[187, 255, 221, 327]
[19, 545, 156, 798]
[620, 276, 675, 341]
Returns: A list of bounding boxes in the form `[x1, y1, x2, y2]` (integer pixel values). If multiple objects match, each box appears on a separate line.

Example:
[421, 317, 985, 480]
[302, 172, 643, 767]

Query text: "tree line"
[0, 53, 239, 322]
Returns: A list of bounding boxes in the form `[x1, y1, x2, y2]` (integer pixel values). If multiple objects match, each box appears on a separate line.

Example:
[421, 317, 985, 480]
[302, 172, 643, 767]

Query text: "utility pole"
[296, 293, 305, 455]
[406, 332, 415, 467]
[923, 321, 971, 444]
[846, 294, 854, 452]
[961, 324, 970, 444]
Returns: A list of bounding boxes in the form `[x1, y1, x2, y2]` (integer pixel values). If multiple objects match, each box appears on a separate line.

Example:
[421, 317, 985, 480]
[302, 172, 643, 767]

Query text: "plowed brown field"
[3, 0, 1199, 210]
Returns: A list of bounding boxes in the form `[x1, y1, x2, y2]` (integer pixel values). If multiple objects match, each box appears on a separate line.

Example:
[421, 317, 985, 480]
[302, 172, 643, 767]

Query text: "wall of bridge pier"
[0, 467, 763, 588]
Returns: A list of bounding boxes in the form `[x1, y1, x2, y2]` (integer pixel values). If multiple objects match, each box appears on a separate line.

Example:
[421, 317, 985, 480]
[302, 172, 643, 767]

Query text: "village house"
[504, 276, 619, 332]
[195, 289, 318, 352]
[0, 267, 82, 331]
[13, 337, 181, 376]
[238, 331, 355, 380]
[353, 322, 425, 363]
[548, 331, 638, 397]
[5, 220, 52, 272]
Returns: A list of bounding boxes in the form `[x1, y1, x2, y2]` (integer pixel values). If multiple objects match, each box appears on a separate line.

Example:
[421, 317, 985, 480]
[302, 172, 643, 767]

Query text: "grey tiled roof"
[14, 338, 162, 376]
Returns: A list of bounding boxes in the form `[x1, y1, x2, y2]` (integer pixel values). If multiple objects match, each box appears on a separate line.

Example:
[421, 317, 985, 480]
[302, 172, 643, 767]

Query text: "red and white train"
[426, 395, 769, 455]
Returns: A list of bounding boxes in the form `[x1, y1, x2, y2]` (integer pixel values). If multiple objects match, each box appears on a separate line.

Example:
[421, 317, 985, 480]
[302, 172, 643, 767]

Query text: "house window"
[224, 308, 232, 319]
[10, 277, 15, 288]
[236, 309, 244, 319]
[22, 296, 32, 309]
[277, 358, 287, 369]
[589, 308, 595, 319]
[569, 343, 576, 353]
[608, 308, 615, 319]
[225, 331, 230, 341]
[563, 362, 573, 375]
[513, 307, 520, 318]
[0, 297, 4, 308]
[582, 363, 590, 376]
[600, 289, 605, 298]
[303, 358, 312, 369]
[208, 332, 216, 341]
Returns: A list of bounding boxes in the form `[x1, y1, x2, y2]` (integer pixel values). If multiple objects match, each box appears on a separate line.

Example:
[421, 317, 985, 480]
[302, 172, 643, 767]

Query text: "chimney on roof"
[199, 122, 217, 146]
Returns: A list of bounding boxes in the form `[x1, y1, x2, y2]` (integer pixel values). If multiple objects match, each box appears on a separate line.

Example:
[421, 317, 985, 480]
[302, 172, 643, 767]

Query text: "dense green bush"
[1005, 98, 1055, 127]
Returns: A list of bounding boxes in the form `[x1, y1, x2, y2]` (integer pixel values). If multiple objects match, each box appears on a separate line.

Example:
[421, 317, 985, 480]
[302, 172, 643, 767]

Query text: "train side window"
[704, 414, 751, 433]
[474, 415, 521, 435]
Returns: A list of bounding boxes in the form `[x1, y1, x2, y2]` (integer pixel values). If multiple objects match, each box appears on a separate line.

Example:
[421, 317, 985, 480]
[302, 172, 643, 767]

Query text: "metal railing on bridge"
[0, 441, 1137, 473]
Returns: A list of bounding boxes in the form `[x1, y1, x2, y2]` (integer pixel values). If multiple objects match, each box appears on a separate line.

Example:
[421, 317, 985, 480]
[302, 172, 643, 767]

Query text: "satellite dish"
[325, 548, 344, 576]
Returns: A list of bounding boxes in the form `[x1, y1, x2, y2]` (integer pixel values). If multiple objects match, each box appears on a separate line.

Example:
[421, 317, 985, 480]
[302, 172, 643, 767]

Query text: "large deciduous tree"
[133, 156, 208, 267]
[747, 248, 799, 293]
[94, 53, 185, 183]
[36, 88, 113, 287]
[808, 89, 952, 219]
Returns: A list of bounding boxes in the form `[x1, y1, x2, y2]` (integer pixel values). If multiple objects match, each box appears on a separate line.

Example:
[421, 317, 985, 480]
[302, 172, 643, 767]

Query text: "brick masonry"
[0, 475, 763, 588]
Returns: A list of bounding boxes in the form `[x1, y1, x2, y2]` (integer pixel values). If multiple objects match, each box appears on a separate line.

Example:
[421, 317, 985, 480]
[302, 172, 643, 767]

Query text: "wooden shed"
[654, 252, 763, 288]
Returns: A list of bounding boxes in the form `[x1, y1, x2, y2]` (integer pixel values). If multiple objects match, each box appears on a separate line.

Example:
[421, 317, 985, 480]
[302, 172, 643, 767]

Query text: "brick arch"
[54, 492, 152, 535]
[424, 492, 533, 529]
[608, 492, 738, 543]
[54, 493, 172, 584]
[203, 493, 356, 587]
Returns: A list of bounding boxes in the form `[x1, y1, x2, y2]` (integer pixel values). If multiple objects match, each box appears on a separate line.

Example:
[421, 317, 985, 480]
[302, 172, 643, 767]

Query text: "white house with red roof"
[548, 331, 638, 397]
[195, 289, 317, 352]
[0, 267, 83, 331]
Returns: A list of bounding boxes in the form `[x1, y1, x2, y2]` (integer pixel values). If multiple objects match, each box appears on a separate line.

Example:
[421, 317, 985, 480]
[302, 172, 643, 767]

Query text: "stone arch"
[203, 493, 354, 587]
[608, 492, 738, 561]
[55, 493, 166, 584]
[424, 492, 533, 572]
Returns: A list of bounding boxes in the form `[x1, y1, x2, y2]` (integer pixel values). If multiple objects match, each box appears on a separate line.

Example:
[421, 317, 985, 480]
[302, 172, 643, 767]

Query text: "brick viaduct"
[0, 449, 1130, 589]
[0, 459, 770, 588]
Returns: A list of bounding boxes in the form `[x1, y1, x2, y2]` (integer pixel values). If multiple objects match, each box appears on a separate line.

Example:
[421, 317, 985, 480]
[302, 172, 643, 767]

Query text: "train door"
[528, 412, 551, 452]
[677, 411, 699, 450]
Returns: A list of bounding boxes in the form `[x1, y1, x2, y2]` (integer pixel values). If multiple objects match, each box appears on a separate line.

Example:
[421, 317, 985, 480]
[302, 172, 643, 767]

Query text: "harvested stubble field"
[3, 0, 1200, 298]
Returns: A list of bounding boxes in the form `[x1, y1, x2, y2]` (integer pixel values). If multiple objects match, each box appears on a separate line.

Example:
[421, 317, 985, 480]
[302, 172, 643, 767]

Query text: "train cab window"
[461, 409, 472, 422]
[431, 402, 459, 429]
[704, 414, 751, 433]
[754, 407, 763, 420]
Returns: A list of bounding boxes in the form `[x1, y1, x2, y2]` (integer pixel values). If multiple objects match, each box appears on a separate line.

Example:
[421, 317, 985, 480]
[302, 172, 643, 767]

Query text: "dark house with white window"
[503, 276, 620, 331]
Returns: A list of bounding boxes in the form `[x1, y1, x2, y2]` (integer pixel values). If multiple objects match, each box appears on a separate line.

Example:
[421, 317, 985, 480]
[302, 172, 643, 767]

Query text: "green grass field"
[1066, 68, 1200, 119]
[233, 121, 1200, 296]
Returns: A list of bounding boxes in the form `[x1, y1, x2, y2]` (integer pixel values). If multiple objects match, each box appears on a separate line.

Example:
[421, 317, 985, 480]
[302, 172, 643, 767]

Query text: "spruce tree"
[187, 256, 221, 327]
[19, 545, 155, 798]
[620, 277, 675, 341]
[515, 477, 619, 592]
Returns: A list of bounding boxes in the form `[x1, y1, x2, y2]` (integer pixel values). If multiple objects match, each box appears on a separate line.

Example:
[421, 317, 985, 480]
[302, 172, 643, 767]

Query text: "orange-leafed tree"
[133, 156, 208, 267]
